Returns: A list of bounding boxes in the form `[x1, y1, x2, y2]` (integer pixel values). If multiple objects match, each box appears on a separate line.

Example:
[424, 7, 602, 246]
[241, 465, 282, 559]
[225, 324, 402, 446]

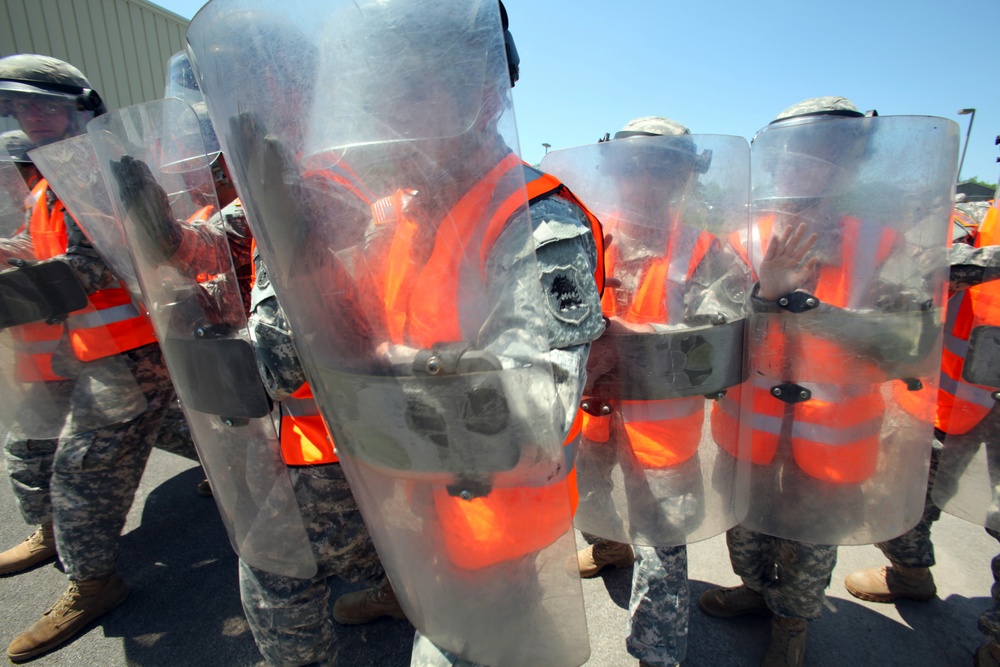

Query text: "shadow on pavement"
[688, 578, 991, 666]
[104, 465, 414, 667]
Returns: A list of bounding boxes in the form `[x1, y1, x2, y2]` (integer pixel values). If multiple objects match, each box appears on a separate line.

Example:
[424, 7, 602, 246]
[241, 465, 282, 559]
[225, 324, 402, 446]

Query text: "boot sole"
[0, 551, 57, 577]
[7, 585, 129, 662]
[843, 583, 936, 604]
[333, 609, 408, 625]
[699, 603, 772, 619]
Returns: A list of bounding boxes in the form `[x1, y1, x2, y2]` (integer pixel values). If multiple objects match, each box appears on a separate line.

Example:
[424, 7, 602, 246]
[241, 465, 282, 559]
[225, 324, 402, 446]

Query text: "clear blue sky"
[158, 0, 999, 185]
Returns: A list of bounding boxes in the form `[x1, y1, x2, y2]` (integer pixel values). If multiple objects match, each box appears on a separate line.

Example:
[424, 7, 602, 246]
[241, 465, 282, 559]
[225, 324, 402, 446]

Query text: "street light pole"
[542, 142, 551, 155]
[957, 108, 976, 182]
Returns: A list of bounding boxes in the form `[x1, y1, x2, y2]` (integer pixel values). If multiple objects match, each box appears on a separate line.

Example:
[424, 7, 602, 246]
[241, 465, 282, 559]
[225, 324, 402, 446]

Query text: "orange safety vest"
[581, 222, 715, 469]
[899, 203, 1000, 434]
[711, 214, 896, 483]
[278, 384, 337, 465]
[13, 180, 155, 379]
[375, 153, 601, 569]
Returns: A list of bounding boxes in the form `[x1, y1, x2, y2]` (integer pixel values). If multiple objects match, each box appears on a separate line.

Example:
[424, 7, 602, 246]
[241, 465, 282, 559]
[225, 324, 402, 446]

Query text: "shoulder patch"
[541, 263, 591, 325]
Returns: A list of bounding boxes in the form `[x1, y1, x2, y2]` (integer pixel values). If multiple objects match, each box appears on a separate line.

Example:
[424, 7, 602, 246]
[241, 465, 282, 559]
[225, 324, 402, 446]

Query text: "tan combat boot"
[577, 540, 635, 578]
[975, 642, 1000, 667]
[762, 616, 807, 667]
[698, 585, 770, 618]
[844, 565, 936, 603]
[332, 578, 407, 625]
[7, 573, 129, 662]
[0, 523, 57, 576]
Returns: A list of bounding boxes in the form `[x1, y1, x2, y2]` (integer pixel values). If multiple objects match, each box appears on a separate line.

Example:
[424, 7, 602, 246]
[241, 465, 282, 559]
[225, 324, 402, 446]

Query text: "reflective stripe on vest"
[620, 397, 703, 421]
[66, 303, 142, 330]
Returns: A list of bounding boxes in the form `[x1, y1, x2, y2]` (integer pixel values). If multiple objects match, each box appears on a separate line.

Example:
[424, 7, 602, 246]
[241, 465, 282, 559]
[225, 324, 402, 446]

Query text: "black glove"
[110, 156, 181, 263]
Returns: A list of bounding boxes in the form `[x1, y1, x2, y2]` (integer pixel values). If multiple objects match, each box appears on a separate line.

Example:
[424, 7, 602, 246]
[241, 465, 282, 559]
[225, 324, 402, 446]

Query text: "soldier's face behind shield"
[766, 118, 866, 202]
[611, 146, 697, 238]
[12, 100, 74, 146]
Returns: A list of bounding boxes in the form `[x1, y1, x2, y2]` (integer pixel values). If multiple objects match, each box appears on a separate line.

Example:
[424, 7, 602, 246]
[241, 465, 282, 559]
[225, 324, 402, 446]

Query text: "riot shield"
[0, 143, 30, 233]
[932, 198, 1000, 531]
[88, 97, 315, 578]
[734, 115, 956, 545]
[187, 1, 588, 663]
[164, 51, 203, 107]
[29, 136, 143, 302]
[541, 135, 752, 546]
[0, 141, 146, 440]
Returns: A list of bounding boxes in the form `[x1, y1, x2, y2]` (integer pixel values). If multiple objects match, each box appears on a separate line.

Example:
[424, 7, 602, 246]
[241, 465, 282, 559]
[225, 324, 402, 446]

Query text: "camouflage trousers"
[726, 525, 837, 621]
[875, 445, 942, 568]
[627, 545, 688, 667]
[3, 343, 191, 581]
[240, 462, 384, 667]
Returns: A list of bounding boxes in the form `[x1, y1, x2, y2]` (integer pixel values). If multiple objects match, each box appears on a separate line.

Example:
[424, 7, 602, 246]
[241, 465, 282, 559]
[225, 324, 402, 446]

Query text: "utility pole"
[957, 108, 976, 182]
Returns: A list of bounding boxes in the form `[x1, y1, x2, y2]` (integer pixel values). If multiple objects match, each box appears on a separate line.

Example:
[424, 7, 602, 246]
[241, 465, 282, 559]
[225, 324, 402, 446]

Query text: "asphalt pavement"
[0, 447, 995, 666]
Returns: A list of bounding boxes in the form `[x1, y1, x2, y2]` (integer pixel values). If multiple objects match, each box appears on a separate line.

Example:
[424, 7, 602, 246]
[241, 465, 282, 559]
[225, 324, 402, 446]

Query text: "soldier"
[188, 1, 604, 665]
[172, 14, 404, 665]
[0, 54, 192, 662]
[700, 96, 954, 666]
[845, 196, 1000, 667]
[542, 117, 751, 667]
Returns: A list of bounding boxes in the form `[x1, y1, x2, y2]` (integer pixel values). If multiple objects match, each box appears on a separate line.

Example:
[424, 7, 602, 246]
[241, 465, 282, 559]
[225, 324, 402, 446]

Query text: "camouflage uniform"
[1, 193, 193, 581]
[628, 545, 688, 667]
[240, 243, 386, 666]
[411, 181, 603, 667]
[726, 525, 837, 621]
[238, 464, 384, 666]
[872, 445, 942, 568]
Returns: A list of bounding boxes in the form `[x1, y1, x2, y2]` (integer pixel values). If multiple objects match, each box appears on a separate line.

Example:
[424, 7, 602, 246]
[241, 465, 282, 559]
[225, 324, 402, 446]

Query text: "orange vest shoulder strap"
[518, 163, 605, 295]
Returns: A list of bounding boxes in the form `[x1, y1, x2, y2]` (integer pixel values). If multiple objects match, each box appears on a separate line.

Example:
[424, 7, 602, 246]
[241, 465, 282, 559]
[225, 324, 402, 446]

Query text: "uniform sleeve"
[246, 243, 307, 401]
[483, 192, 604, 438]
[949, 243, 1000, 291]
[62, 213, 118, 293]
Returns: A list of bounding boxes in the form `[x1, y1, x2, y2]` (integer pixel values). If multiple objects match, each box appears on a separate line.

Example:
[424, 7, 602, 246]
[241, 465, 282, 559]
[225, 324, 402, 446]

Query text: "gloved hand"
[110, 155, 181, 263]
[229, 113, 310, 269]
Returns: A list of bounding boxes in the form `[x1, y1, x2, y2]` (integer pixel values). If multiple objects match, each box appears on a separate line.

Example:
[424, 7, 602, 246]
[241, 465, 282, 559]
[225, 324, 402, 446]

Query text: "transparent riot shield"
[932, 199, 1000, 531]
[187, 1, 588, 663]
[88, 97, 316, 578]
[164, 51, 204, 107]
[0, 141, 146, 440]
[30, 136, 142, 302]
[541, 135, 752, 546]
[734, 115, 956, 545]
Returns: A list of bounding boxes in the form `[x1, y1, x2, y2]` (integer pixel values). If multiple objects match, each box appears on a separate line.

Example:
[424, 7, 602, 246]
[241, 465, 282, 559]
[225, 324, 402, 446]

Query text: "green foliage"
[963, 176, 998, 189]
